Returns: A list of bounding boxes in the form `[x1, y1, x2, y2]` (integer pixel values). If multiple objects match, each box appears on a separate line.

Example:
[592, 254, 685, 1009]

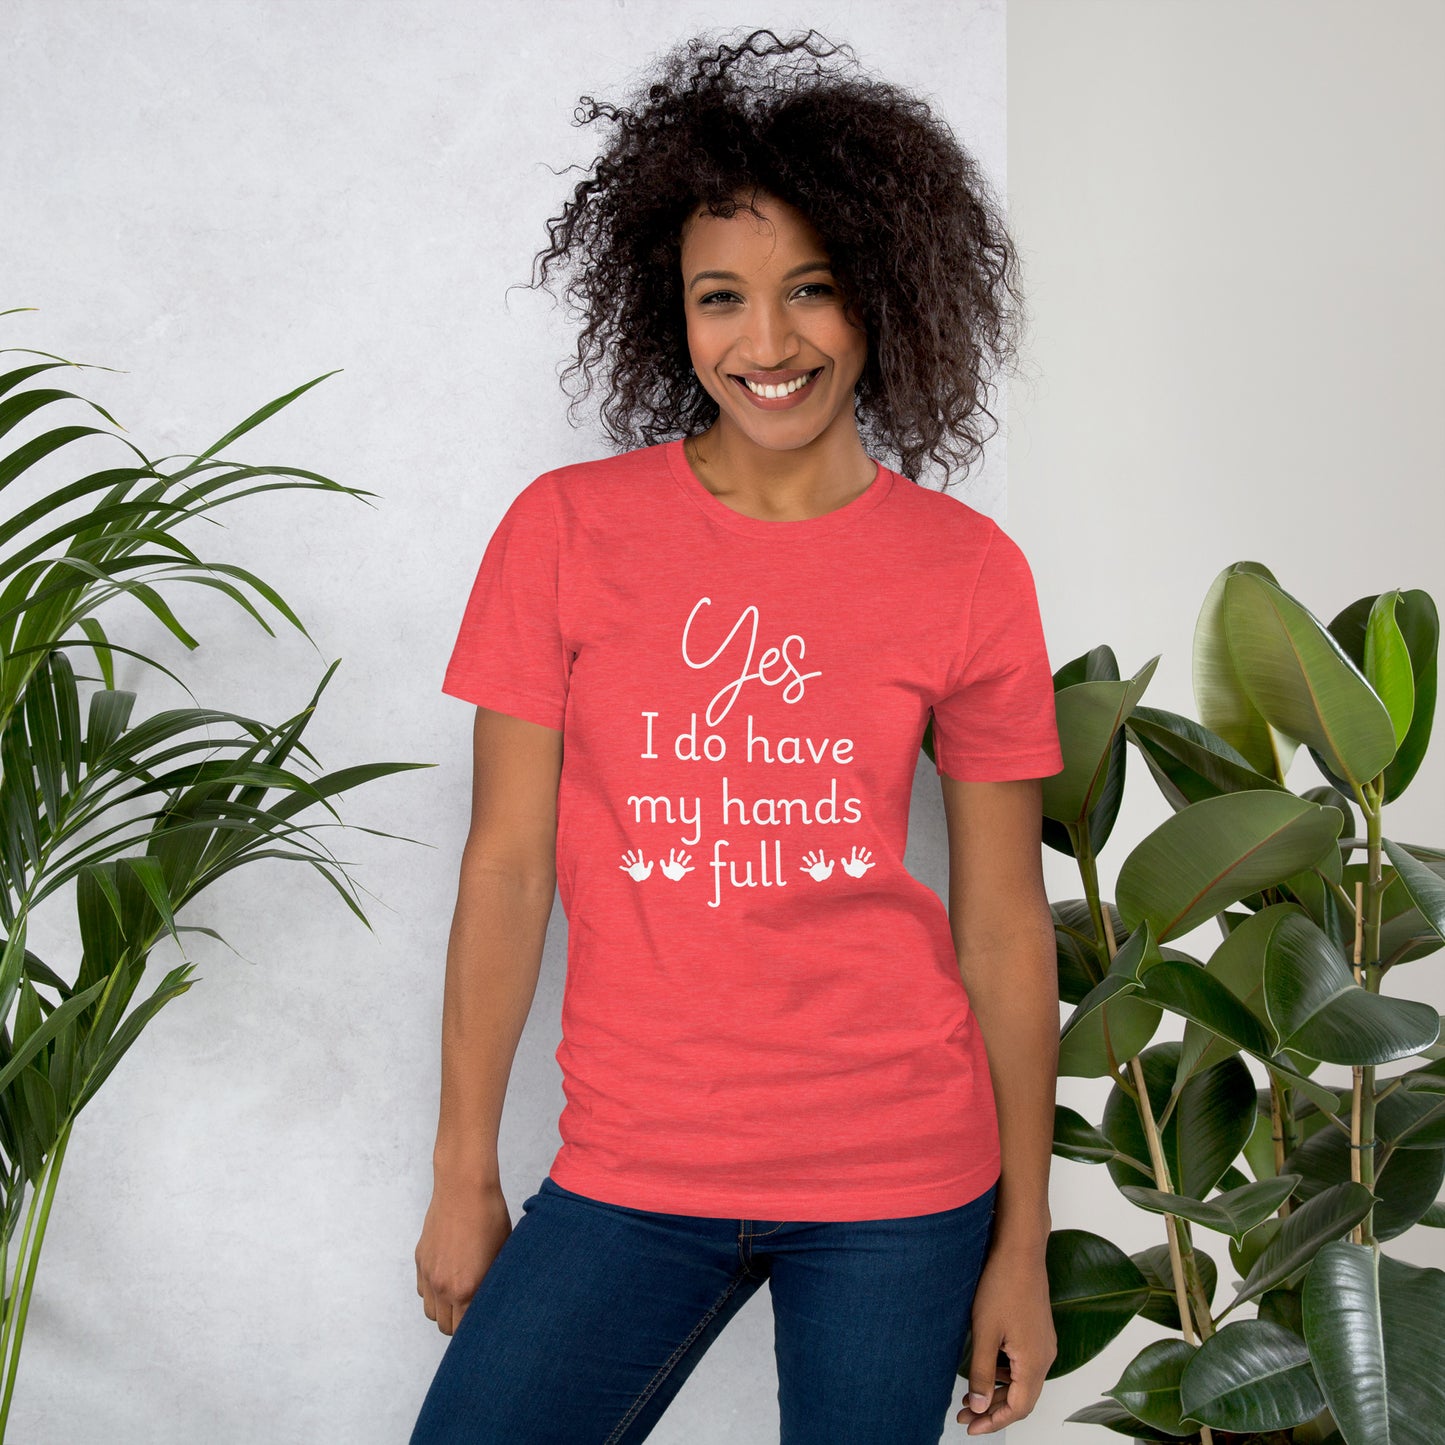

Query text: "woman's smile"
[729, 366, 824, 408]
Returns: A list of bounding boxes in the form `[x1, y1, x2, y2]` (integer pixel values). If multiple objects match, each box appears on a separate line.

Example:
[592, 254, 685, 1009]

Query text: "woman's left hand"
[956, 1240, 1057, 1434]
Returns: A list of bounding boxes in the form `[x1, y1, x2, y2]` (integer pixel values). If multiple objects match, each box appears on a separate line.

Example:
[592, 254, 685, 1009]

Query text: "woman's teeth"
[739, 369, 820, 398]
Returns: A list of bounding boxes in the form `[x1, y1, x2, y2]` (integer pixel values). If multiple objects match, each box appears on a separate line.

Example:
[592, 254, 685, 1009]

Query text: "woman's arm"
[939, 772, 1057, 1246]
[416, 707, 562, 1335]
[432, 706, 562, 1190]
[939, 772, 1059, 1435]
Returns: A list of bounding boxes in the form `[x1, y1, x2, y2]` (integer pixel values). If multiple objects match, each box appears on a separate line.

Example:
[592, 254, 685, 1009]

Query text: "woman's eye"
[698, 283, 834, 306]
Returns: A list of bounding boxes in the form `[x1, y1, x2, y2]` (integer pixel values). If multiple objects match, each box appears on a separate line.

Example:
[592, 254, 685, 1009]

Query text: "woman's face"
[679, 191, 867, 453]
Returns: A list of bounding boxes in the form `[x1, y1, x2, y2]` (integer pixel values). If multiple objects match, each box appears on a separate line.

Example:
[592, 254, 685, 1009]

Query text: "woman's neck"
[683, 424, 877, 524]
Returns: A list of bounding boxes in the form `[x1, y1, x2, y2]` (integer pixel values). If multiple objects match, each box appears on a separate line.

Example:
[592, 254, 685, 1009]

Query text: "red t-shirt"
[441, 438, 1063, 1220]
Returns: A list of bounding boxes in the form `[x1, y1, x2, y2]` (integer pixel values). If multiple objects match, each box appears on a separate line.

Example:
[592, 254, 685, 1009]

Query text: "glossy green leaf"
[1194, 560, 1297, 778]
[1302, 783, 1359, 847]
[1105, 1338, 1202, 1435]
[1178, 1318, 1324, 1432]
[1116, 790, 1342, 943]
[1328, 588, 1438, 802]
[1044, 1228, 1151, 1377]
[1124, 704, 1284, 810]
[1103, 1043, 1256, 1200]
[1130, 1242, 1218, 1332]
[1177, 903, 1304, 1084]
[1062, 1398, 1183, 1441]
[1231, 1215, 1281, 1281]
[1263, 912, 1441, 1064]
[1382, 837, 1445, 945]
[1053, 896, 1124, 1003]
[1119, 1174, 1300, 1241]
[1286, 1126, 1445, 1241]
[1222, 568, 1398, 789]
[1302, 1241, 1388, 1445]
[1257, 1283, 1304, 1338]
[1374, 1250, 1445, 1441]
[1058, 923, 1168, 1083]
[1061, 920, 1154, 1036]
[1133, 956, 1275, 1059]
[1059, 990, 1163, 1080]
[1053, 1105, 1126, 1166]
[1374, 1087, 1445, 1149]
[1392, 1055, 1445, 1093]
[1045, 659, 1159, 826]
[1346, 847, 1445, 968]
[1042, 646, 1132, 860]
[1364, 590, 1415, 748]
[1225, 1181, 1377, 1314]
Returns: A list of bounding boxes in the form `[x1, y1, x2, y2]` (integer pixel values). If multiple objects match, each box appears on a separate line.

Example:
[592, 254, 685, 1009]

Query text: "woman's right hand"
[415, 1178, 514, 1335]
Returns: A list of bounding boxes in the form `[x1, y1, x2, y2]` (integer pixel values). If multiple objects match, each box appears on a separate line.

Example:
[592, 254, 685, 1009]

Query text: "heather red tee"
[441, 438, 1064, 1220]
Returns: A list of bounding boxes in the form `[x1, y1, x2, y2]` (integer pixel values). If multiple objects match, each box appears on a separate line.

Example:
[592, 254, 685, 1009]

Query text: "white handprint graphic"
[619, 849, 653, 881]
[799, 850, 834, 881]
[840, 845, 876, 878]
[659, 848, 695, 881]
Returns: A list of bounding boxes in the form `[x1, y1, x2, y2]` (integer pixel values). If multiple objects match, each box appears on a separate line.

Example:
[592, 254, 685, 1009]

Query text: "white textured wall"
[2, 3, 1009, 1441]
[1009, 2, 1445, 1442]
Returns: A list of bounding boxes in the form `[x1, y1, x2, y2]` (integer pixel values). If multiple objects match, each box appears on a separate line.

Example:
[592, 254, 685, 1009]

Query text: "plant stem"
[1177, 1220, 1216, 1343]
[1269, 1077, 1294, 1219]
[1097, 905, 1216, 1442]
[0, 1114, 74, 1441]
[0, 943, 130, 1439]
[1071, 829, 1111, 988]
[1091, 898, 1215, 1441]
[1128, 1053, 1213, 1339]
[1351, 779, 1386, 1246]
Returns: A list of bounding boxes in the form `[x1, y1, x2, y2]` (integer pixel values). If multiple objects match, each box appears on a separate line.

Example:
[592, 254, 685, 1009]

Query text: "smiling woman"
[523, 27, 1028, 491]
[678, 190, 873, 519]
[413, 26, 1062, 1445]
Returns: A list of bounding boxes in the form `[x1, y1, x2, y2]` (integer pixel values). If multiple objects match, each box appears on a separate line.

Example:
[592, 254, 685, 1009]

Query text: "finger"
[976, 1372, 1042, 1432]
[972, 1382, 1028, 1432]
[958, 1386, 1009, 1434]
[966, 1338, 1003, 1415]
[958, 1378, 1007, 1417]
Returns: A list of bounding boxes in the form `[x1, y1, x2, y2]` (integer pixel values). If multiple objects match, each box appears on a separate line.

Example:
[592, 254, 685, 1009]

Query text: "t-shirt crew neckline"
[665, 436, 896, 540]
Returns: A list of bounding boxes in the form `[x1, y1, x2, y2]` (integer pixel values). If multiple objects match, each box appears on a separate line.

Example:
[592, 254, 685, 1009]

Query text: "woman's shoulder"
[531, 440, 671, 494]
[510, 441, 674, 537]
[887, 469, 1002, 548]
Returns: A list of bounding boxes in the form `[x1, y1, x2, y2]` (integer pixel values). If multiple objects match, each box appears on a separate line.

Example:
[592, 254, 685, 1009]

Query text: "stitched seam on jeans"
[601, 1271, 749, 1445]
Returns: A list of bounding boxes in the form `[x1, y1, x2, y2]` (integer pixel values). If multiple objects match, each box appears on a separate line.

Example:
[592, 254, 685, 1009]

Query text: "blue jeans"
[410, 1172, 1000, 1445]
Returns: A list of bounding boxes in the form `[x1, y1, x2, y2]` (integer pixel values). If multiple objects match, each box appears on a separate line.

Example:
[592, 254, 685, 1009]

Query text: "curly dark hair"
[522, 27, 1028, 487]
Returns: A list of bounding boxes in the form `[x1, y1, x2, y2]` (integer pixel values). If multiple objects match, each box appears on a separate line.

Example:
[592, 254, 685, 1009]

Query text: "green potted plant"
[927, 559, 1442, 1443]
[0, 307, 427, 1438]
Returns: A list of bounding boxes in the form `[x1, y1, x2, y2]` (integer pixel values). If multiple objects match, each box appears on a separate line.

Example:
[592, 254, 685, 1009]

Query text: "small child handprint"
[659, 848, 694, 881]
[840, 845, 876, 878]
[619, 849, 653, 881]
[800, 850, 834, 881]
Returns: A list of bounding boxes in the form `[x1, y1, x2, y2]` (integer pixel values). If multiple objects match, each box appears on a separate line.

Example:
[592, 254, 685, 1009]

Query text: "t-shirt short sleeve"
[930, 522, 1064, 782]
[441, 475, 570, 731]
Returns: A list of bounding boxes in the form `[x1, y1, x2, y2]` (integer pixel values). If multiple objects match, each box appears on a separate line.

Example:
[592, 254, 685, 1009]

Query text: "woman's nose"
[740, 300, 799, 363]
